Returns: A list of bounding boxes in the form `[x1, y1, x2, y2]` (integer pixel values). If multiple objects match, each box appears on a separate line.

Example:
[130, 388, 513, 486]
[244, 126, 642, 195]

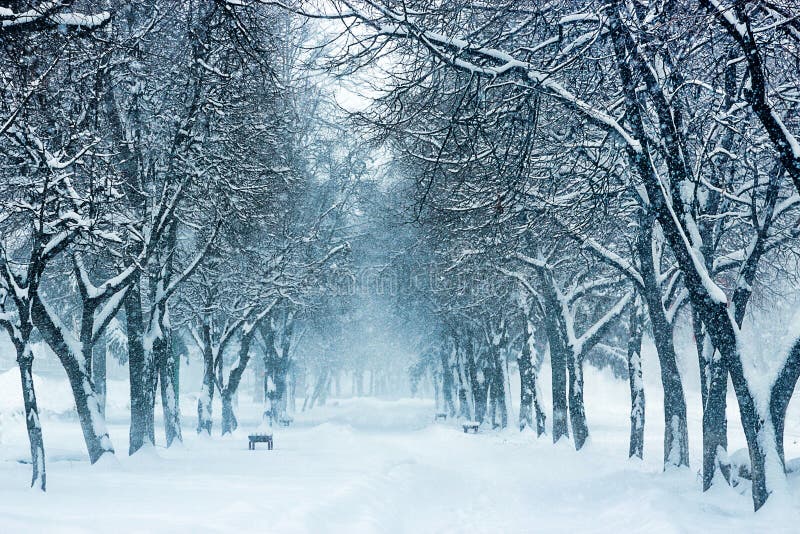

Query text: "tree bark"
[196, 324, 215, 435]
[702, 345, 730, 489]
[92, 338, 107, 417]
[252, 350, 265, 403]
[440, 345, 456, 416]
[32, 296, 114, 463]
[489, 346, 508, 429]
[537, 269, 569, 443]
[467, 341, 488, 423]
[455, 352, 472, 419]
[2, 306, 47, 491]
[220, 324, 258, 434]
[567, 350, 588, 450]
[472, 366, 488, 424]
[636, 216, 690, 468]
[125, 277, 155, 453]
[610, 7, 691, 470]
[518, 321, 547, 436]
[695, 308, 731, 489]
[221, 390, 237, 434]
[308, 368, 329, 411]
[518, 344, 534, 432]
[17, 344, 46, 490]
[627, 299, 645, 459]
[156, 328, 182, 446]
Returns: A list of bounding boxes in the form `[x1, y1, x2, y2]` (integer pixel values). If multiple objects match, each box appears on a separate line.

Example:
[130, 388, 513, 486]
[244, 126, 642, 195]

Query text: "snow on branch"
[512, 251, 548, 270]
[572, 292, 632, 358]
[251, 0, 643, 153]
[1, 1, 110, 30]
[498, 267, 538, 298]
[700, 0, 800, 190]
[577, 235, 643, 289]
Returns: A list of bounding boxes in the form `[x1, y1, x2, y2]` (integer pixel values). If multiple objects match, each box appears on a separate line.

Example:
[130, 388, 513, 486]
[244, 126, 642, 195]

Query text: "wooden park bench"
[278, 417, 293, 427]
[248, 433, 273, 450]
[434, 412, 447, 422]
[462, 422, 479, 434]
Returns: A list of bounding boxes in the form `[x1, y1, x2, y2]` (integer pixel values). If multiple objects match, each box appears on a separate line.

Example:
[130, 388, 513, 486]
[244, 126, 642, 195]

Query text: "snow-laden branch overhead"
[0, 1, 110, 29]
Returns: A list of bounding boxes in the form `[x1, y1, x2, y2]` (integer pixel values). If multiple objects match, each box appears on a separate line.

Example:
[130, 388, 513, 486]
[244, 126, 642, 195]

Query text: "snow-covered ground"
[1, 361, 800, 533]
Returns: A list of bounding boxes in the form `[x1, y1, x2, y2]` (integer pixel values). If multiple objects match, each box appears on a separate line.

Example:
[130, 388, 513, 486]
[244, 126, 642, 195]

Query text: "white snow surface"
[1, 363, 800, 533]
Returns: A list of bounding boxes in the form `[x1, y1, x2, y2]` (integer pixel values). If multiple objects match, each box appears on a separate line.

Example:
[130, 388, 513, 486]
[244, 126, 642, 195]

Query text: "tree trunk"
[221, 390, 237, 434]
[610, 12, 691, 470]
[467, 342, 487, 423]
[272, 359, 289, 421]
[518, 354, 533, 431]
[549, 344, 569, 442]
[770, 338, 800, 468]
[488, 360, 497, 426]
[332, 372, 340, 398]
[156, 330, 182, 446]
[456, 354, 472, 419]
[691, 295, 779, 510]
[519, 317, 546, 435]
[636, 217, 689, 468]
[472, 367, 488, 424]
[446, 364, 457, 417]
[567, 350, 589, 450]
[440, 347, 456, 416]
[125, 279, 155, 454]
[433, 365, 441, 411]
[17, 344, 46, 490]
[702, 350, 730, 489]
[537, 270, 570, 443]
[532, 377, 546, 437]
[197, 329, 215, 435]
[308, 369, 329, 410]
[648, 297, 689, 469]
[695, 311, 730, 489]
[627, 300, 645, 459]
[355, 367, 364, 396]
[220, 325, 257, 434]
[252, 350, 265, 403]
[491, 356, 508, 429]
[32, 297, 114, 463]
[610, 6, 780, 507]
[318, 371, 330, 406]
[288, 368, 297, 413]
[92, 338, 107, 417]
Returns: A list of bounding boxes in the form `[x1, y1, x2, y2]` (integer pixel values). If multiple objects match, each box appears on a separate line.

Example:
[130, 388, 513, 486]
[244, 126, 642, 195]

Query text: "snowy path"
[2, 394, 800, 533]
